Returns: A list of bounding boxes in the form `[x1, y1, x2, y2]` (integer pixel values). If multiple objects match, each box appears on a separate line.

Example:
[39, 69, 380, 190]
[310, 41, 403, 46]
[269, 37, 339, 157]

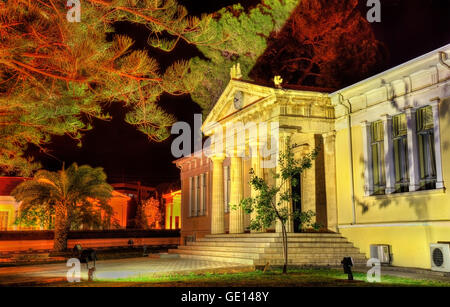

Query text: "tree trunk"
[281, 223, 288, 274]
[53, 202, 69, 253]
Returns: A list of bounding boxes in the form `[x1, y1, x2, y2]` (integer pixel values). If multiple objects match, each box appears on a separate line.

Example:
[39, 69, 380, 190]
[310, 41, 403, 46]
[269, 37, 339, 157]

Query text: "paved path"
[0, 257, 253, 286]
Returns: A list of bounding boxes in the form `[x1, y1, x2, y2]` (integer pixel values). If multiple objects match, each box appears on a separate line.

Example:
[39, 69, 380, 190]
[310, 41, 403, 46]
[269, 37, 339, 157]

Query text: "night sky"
[29, 0, 450, 187]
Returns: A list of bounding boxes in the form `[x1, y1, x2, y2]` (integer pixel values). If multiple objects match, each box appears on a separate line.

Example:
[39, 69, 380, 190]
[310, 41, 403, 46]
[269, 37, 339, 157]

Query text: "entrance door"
[291, 173, 302, 233]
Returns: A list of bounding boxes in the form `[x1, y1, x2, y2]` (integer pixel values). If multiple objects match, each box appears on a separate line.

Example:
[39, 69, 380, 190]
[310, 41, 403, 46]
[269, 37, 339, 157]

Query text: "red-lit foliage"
[250, 0, 387, 89]
[137, 197, 162, 229]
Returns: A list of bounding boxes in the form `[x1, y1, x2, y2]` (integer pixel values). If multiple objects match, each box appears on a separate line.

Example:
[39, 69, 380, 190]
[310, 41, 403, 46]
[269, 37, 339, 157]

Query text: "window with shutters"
[416, 106, 436, 190]
[371, 121, 386, 194]
[392, 113, 409, 192]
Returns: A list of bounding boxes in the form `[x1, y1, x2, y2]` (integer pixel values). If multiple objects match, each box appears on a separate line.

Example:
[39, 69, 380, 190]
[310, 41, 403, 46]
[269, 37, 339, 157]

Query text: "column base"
[385, 187, 396, 194]
[409, 184, 421, 192]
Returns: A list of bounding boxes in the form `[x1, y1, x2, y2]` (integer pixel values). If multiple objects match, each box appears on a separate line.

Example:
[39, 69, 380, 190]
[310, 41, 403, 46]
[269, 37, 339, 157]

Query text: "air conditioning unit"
[370, 244, 391, 264]
[430, 243, 450, 272]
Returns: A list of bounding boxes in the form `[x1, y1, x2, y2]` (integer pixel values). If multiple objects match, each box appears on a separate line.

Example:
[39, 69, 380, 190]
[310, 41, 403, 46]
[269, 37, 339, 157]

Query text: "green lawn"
[52, 268, 450, 287]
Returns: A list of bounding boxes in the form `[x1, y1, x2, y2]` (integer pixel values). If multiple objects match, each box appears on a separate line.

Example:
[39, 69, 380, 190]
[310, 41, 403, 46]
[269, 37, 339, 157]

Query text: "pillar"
[405, 107, 421, 191]
[430, 98, 444, 189]
[229, 156, 245, 233]
[211, 154, 225, 234]
[250, 140, 264, 232]
[323, 131, 338, 232]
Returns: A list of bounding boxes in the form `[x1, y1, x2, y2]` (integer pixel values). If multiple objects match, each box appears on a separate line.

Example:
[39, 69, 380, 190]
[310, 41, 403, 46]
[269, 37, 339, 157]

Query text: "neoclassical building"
[174, 44, 450, 269]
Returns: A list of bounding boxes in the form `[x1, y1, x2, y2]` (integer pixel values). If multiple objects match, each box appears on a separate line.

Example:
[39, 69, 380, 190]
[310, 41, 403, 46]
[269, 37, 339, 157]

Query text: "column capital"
[278, 130, 291, 139]
[380, 113, 392, 121]
[322, 130, 336, 140]
[404, 106, 416, 114]
[361, 120, 371, 127]
[430, 97, 441, 107]
[210, 153, 226, 162]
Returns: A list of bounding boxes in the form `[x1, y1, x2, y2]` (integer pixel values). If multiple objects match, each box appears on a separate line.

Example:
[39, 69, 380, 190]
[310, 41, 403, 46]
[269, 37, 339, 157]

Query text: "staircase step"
[171, 233, 367, 266]
[179, 245, 361, 254]
[188, 241, 356, 249]
[170, 248, 365, 262]
[198, 237, 349, 243]
[205, 233, 342, 239]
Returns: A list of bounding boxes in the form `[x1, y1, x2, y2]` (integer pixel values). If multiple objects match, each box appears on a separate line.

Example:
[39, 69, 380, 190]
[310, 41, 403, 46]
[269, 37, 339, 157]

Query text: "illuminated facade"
[0, 177, 28, 230]
[0, 178, 131, 230]
[163, 190, 181, 230]
[175, 44, 450, 269]
[111, 182, 158, 228]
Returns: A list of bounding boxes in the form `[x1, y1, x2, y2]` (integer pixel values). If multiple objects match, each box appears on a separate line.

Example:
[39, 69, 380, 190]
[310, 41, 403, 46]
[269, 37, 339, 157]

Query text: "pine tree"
[0, 0, 214, 175]
[190, 0, 299, 115]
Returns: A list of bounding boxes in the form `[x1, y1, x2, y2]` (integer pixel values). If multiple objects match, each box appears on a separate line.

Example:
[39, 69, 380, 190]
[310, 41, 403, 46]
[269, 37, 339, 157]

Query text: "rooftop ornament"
[273, 75, 283, 89]
[230, 63, 242, 80]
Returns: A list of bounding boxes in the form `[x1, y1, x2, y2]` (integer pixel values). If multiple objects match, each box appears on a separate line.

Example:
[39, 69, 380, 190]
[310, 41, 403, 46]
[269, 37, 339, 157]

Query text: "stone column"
[276, 133, 294, 233]
[229, 156, 245, 233]
[297, 135, 317, 229]
[211, 154, 225, 234]
[323, 131, 338, 232]
[405, 107, 421, 191]
[250, 140, 264, 232]
[430, 98, 444, 189]
[382, 114, 396, 194]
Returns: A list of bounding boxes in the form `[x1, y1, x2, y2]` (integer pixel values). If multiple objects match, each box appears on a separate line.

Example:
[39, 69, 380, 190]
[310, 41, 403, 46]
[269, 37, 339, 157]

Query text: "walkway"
[0, 257, 254, 286]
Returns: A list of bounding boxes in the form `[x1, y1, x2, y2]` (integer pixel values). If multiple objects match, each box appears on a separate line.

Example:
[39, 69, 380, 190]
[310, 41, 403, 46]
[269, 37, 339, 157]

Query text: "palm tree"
[12, 163, 113, 253]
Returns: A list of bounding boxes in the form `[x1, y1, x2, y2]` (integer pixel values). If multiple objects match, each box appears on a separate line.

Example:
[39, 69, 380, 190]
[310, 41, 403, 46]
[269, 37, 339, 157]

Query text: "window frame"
[416, 106, 437, 190]
[392, 113, 409, 192]
[370, 120, 386, 194]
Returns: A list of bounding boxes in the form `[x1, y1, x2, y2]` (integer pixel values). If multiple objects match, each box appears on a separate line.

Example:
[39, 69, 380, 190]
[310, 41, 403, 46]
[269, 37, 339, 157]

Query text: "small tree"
[239, 137, 319, 274]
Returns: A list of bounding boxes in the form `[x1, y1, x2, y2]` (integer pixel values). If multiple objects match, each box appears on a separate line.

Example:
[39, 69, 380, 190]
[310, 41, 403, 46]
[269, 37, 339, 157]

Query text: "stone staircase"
[168, 233, 367, 266]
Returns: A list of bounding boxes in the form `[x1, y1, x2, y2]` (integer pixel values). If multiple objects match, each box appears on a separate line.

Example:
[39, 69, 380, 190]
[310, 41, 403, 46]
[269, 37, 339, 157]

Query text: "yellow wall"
[341, 224, 450, 268]
[334, 99, 450, 269]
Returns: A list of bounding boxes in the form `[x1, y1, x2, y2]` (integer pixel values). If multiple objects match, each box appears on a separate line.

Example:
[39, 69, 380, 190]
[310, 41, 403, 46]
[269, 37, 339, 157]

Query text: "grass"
[50, 268, 450, 287]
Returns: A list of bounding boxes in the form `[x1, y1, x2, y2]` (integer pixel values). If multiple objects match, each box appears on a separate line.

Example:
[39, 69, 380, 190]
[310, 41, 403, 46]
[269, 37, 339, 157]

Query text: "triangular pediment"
[202, 79, 276, 132]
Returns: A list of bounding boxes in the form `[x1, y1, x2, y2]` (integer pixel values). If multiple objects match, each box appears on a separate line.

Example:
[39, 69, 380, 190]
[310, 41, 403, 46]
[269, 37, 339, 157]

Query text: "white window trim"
[381, 114, 396, 194]
[405, 107, 421, 192]
[430, 98, 444, 189]
[361, 121, 374, 196]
